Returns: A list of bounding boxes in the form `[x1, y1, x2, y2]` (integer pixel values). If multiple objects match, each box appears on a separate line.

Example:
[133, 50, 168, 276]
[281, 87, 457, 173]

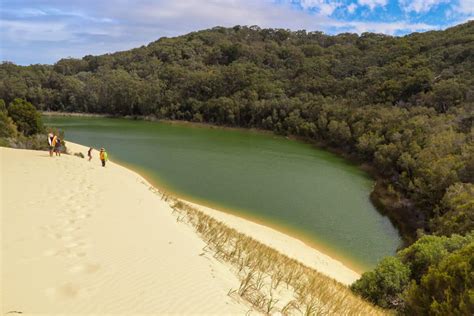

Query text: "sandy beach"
[1, 142, 360, 314]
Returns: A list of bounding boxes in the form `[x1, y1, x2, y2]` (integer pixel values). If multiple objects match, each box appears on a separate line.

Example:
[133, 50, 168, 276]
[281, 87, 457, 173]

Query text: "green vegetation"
[0, 98, 50, 149]
[404, 240, 473, 315]
[7, 98, 43, 136]
[0, 97, 66, 151]
[351, 233, 473, 312]
[1, 21, 472, 313]
[0, 99, 17, 138]
[350, 257, 410, 308]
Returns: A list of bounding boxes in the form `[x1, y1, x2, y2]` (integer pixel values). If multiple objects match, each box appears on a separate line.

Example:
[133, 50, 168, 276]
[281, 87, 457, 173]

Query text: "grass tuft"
[148, 186, 387, 315]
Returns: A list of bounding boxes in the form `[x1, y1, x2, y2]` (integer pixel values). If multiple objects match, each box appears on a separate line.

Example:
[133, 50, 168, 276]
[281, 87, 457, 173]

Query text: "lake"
[44, 116, 401, 271]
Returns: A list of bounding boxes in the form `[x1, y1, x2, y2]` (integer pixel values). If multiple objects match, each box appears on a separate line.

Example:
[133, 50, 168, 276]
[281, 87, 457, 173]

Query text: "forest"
[1, 21, 473, 314]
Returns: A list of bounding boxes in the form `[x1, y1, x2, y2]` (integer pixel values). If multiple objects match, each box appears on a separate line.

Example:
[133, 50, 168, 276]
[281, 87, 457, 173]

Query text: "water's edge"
[43, 111, 414, 246]
[45, 113, 402, 270]
[114, 157, 367, 274]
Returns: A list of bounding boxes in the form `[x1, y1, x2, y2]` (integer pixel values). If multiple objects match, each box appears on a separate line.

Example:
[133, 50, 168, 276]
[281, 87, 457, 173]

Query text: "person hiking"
[99, 148, 108, 167]
[48, 132, 54, 157]
[51, 134, 58, 156]
[88, 147, 93, 161]
[54, 137, 62, 156]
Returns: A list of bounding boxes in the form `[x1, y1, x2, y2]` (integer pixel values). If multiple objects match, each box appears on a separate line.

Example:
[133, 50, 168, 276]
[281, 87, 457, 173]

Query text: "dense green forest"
[1, 21, 473, 313]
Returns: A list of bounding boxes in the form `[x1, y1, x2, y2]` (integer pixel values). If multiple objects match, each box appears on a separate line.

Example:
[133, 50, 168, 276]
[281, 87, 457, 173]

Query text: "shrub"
[350, 256, 410, 309]
[10, 134, 49, 150]
[7, 98, 44, 136]
[399, 233, 473, 282]
[0, 99, 17, 139]
[0, 99, 6, 112]
[351, 233, 474, 311]
[0, 111, 17, 138]
[431, 183, 474, 236]
[403, 241, 474, 315]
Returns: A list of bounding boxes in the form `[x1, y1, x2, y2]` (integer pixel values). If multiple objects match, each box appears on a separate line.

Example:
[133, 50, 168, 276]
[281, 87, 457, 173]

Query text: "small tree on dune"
[7, 98, 44, 136]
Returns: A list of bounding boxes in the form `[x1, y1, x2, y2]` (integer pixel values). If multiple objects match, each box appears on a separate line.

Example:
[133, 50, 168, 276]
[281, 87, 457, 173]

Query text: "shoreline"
[42, 115, 372, 272]
[43, 111, 418, 244]
[2, 142, 374, 314]
[75, 143, 362, 280]
[115, 158, 367, 274]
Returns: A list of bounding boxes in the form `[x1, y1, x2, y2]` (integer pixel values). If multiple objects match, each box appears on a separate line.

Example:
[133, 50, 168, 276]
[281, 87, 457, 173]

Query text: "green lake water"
[44, 116, 401, 270]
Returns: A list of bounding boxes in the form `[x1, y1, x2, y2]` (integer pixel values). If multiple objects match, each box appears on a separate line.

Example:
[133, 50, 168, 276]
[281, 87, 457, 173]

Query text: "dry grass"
[151, 186, 387, 315]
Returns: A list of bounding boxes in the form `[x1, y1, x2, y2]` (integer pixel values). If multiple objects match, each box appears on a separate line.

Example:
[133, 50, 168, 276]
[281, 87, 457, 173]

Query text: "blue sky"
[1, 0, 472, 65]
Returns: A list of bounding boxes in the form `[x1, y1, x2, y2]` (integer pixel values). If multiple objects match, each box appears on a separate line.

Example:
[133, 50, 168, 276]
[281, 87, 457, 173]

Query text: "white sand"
[1, 142, 359, 314]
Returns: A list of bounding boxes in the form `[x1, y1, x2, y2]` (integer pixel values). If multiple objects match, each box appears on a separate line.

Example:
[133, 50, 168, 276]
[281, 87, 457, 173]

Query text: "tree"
[7, 98, 43, 136]
[0, 99, 17, 138]
[431, 79, 465, 112]
[356, 131, 385, 158]
[351, 256, 410, 309]
[327, 120, 351, 145]
[431, 183, 474, 236]
[403, 241, 474, 315]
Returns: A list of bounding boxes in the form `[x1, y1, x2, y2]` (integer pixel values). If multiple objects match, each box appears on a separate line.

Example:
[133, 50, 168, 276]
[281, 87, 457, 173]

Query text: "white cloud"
[347, 3, 358, 13]
[398, 0, 449, 13]
[345, 20, 436, 34]
[0, 0, 446, 64]
[357, 0, 388, 10]
[0, 20, 71, 42]
[118, 0, 346, 36]
[455, 0, 474, 15]
[296, 0, 343, 16]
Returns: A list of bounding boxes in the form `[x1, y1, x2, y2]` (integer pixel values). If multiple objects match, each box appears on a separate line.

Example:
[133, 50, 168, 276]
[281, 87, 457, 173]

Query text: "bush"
[350, 256, 410, 309]
[351, 233, 474, 311]
[0, 137, 10, 147]
[0, 111, 17, 138]
[403, 241, 474, 315]
[7, 98, 44, 136]
[0, 99, 17, 139]
[9, 134, 49, 150]
[399, 233, 473, 282]
[431, 183, 474, 236]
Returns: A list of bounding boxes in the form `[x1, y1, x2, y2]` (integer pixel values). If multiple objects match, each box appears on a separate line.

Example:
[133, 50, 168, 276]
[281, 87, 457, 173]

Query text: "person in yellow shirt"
[99, 148, 108, 167]
[54, 137, 62, 156]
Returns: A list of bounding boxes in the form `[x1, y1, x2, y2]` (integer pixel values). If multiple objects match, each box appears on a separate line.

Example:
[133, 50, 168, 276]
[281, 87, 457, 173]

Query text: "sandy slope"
[1, 142, 359, 314]
[184, 201, 360, 285]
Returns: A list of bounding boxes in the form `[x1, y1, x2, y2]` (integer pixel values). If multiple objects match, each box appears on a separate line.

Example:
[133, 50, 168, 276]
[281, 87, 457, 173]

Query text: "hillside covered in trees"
[1, 21, 473, 313]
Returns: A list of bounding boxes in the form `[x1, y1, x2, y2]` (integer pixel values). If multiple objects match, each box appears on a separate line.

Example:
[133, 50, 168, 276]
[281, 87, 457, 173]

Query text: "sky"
[1, 0, 472, 65]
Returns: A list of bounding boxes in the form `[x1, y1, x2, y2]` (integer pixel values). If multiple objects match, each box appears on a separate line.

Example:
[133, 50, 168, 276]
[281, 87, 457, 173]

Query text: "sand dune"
[1, 142, 359, 314]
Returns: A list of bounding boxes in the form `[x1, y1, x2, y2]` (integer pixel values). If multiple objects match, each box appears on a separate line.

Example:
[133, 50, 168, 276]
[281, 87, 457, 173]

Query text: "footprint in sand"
[46, 282, 81, 299]
[64, 240, 88, 249]
[43, 246, 87, 258]
[69, 263, 101, 274]
[63, 226, 80, 233]
[75, 213, 91, 220]
[51, 233, 74, 241]
[68, 219, 77, 225]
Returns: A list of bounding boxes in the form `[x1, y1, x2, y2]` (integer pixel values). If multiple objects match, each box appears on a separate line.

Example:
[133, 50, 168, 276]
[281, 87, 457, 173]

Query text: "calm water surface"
[45, 116, 401, 270]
